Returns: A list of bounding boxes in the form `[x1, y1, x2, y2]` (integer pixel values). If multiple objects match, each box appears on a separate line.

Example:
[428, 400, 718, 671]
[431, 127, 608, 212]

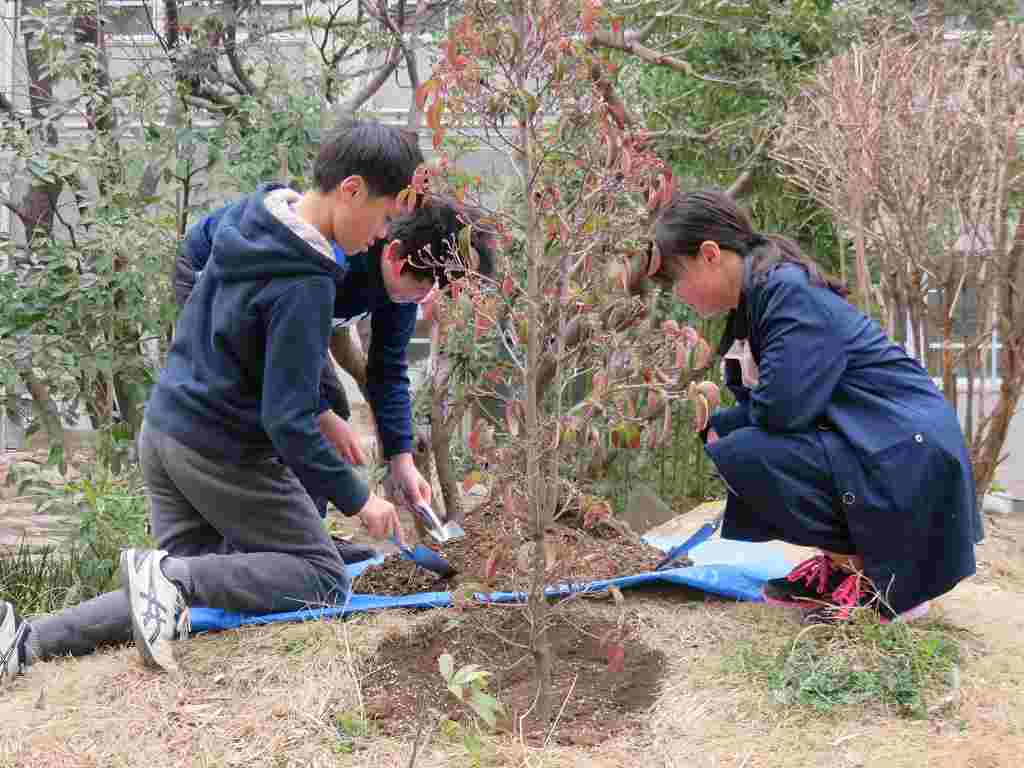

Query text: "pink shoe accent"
[762, 592, 812, 609]
[786, 554, 834, 593]
[881, 601, 931, 625]
[829, 573, 865, 620]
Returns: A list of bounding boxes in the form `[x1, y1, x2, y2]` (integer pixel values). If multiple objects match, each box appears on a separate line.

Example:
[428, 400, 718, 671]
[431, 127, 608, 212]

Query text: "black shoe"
[332, 537, 379, 565]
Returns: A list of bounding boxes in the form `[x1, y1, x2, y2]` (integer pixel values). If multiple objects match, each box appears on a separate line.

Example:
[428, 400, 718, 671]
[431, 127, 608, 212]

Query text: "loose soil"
[351, 500, 672, 597]
[364, 608, 668, 747]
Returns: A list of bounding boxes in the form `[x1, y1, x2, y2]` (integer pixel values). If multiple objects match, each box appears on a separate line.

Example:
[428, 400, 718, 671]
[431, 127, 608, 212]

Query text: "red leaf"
[468, 428, 481, 454]
[581, 2, 596, 35]
[462, 469, 482, 493]
[606, 643, 625, 674]
[484, 552, 500, 580]
[502, 274, 515, 297]
[415, 80, 434, 111]
[427, 97, 443, 132]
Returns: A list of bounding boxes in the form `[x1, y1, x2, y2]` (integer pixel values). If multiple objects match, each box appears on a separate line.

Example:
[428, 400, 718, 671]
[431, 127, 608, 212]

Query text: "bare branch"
[588, 31, 763, 90]
[589, 63, 639, 128]
[224, 0, 259, 97]
[336, 44, 403, 117]
[625, 0, 685, 43]
[374, 0, 422, 129]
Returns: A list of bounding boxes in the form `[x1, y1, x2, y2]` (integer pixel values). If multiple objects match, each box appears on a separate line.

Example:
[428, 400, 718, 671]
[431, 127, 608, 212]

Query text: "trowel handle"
[390, 534, 414, 559]
[410, 500, 445, 534]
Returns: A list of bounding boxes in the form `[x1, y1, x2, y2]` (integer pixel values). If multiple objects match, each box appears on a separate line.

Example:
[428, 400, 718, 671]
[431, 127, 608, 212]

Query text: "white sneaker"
[0, 600, 28, 683]
[121, 549, 189, 672]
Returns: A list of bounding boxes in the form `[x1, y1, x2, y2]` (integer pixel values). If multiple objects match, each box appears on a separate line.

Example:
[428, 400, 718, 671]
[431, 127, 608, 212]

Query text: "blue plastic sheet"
[189, 530, 794, 634]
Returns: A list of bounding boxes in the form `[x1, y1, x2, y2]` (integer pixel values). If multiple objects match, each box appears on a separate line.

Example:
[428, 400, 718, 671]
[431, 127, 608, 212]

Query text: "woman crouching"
[649, 189, 983, 623]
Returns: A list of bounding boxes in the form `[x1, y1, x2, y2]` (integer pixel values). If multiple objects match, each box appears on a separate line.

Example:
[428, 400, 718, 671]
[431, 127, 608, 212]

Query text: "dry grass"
[4, 536, 1024, 767]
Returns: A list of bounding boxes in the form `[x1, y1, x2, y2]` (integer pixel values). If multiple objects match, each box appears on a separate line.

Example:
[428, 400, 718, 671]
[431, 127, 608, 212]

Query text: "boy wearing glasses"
[2, 122, 490, 681]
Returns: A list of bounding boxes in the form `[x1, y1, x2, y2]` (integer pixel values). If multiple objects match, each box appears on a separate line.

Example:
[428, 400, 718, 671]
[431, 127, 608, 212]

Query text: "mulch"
[351, 499, 673, 597]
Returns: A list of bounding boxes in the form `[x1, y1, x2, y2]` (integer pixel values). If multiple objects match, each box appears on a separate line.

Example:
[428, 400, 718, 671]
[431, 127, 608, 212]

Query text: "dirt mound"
[365, 608, 667, 746]
[351, 500, 671, 596]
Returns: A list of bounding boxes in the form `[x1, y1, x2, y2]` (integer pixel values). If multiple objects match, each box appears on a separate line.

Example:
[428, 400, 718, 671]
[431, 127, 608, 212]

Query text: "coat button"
[914, 434, 923, 443]
[842, 491, 856, 506]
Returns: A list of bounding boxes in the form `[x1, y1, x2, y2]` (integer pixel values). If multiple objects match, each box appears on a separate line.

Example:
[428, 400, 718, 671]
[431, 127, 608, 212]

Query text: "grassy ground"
[2, 503, 1023, 767]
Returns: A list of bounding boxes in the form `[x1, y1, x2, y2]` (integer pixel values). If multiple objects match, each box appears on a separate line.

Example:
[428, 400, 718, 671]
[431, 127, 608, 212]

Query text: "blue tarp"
[189, 530, 794, 634]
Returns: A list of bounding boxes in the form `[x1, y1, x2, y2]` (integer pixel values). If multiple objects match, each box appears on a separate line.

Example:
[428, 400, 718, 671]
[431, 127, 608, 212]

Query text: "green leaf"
[447, 683, 466, 701]
[452, 664, 484, 687]
[468, 689, 503, 729]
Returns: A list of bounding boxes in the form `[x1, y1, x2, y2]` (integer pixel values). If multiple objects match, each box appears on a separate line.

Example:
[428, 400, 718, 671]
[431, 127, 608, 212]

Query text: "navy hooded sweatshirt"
[146, 184, 416, 515]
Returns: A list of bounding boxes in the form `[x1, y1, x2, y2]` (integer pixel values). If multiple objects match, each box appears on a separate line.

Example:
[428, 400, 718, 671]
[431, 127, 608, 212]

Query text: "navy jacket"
[147, 185, 414, 515]
[173, 216, 350, 421]
[706, 262, 983, 612]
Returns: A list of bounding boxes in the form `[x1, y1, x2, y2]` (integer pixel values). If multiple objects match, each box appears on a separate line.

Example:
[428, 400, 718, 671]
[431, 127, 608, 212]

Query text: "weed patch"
[724, 610, 961, 717]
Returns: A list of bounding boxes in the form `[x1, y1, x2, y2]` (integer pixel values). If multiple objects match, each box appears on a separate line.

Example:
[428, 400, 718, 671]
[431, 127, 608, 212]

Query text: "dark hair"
[651, 188, 847, 298]
[314, 120, 424, 198]
[389, 199, 496, 289]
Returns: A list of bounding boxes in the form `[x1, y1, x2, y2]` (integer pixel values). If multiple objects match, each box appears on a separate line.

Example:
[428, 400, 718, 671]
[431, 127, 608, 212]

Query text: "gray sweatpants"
[30, 420, 348, 660]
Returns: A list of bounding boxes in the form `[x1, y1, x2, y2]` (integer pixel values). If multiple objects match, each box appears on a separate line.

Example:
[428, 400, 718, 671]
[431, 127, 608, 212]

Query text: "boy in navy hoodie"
[0, 120, 486, 679]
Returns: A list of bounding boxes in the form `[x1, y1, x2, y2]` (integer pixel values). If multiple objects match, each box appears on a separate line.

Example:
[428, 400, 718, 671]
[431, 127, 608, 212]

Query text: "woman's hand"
[689, 380, 721, 434]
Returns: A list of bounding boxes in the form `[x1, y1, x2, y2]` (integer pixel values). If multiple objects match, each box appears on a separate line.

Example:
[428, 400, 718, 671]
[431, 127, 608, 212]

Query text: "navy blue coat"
[705, 262, 983, 614]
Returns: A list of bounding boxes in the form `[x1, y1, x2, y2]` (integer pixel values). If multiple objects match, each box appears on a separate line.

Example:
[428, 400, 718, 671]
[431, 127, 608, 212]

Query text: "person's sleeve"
[707, 402, 751, 439]
[261, 279, 369, 515]
[748, 274, 847, 432]
[319, 355, 351, 420]
[174, 206, 226, 308]
[366, 303, 417, 458]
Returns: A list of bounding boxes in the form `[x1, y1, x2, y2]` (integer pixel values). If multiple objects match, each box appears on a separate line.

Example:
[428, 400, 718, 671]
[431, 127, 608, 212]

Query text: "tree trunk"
[941, 277, 958, 410]
[972, 215, 1024, 497]
[11, 1, 64, 451]
[516, 0, 551, 725]
[431, 399, 465, 526]
[330, 327, 370, 400]
[20, 369, 64, 456]
[964, 336, 975, 445]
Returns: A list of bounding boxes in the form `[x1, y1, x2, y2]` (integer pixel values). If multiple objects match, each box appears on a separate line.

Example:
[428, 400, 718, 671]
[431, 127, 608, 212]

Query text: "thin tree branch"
[589, 30, 763, 90]
[589, 63, 639, 128]
[336, 43, 403, 116]
[625, 0, 685, 43]
[224, 0, 259, 97]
